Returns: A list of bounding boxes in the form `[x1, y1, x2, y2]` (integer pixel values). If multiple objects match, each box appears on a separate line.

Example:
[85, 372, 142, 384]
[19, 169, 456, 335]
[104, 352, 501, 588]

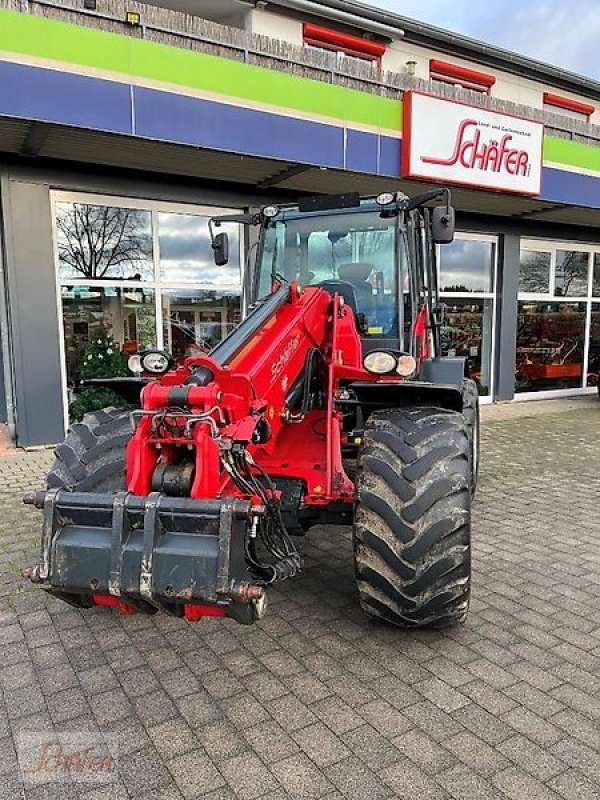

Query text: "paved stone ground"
[1, 398, 599, 800]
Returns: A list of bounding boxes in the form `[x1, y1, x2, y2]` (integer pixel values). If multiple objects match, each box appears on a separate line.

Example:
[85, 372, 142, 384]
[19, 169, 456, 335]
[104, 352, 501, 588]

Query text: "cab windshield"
[258, 209, 404, 339]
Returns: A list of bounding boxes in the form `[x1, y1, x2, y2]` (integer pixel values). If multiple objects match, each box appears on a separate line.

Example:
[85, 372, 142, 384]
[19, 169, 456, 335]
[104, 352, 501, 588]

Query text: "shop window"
[554, 250, 589, 297]
[302, 22, 385, 66]
[441, 299, 494, 396]
[158, 212, 241, 286]
[587, 304, 600, 386]
[429, 59, 496, 94]
[56, 202, 153, 281]
[162, 289, 241, 362]
[54, 193, 243, 427]
[543, 92, 594, 122]
[518, 241, 599, 395]
[516, 302, 586, 392]
[61, 286, 156, 388]
[438, 238, 495, 293]
[519, 250, 551, 294]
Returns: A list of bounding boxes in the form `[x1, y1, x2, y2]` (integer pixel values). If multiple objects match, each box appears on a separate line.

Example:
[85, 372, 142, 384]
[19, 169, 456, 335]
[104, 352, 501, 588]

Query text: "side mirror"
[432, 206, 455, 244]
[212, 232, 229, 266]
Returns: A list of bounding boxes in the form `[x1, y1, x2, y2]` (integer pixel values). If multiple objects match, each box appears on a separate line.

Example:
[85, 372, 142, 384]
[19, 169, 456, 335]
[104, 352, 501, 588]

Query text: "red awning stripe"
[543, 92, 594, 117]
[303, 23, 386, 58]
[429, 59, 496, 88]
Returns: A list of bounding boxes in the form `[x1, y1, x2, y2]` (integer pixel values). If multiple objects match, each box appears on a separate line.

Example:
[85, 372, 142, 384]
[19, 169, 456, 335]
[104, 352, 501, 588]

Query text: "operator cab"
[257, 199, 405, 351]
[210, 190, 455, 356]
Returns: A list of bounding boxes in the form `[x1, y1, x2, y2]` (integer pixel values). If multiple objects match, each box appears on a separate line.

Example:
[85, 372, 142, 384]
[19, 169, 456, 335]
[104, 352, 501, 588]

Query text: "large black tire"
[461, 379, 480, 494]
[353, 408, 471, 628]
[47, 407, 131, 492]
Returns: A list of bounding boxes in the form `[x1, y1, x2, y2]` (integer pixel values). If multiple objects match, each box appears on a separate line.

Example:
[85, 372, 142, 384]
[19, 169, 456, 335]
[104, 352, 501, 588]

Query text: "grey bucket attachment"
[22, 489, 267, 624]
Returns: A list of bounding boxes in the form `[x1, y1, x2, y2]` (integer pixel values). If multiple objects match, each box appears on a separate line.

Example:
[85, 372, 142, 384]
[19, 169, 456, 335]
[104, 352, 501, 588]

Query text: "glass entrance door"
[437, 233, 497, 400]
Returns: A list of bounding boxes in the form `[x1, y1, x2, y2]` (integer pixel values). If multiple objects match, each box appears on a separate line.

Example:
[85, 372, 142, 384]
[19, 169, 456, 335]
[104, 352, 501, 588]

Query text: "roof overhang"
[2, 118, 600, 233]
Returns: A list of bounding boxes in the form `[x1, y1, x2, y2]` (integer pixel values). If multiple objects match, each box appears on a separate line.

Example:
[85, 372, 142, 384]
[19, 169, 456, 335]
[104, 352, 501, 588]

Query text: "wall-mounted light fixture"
[405, 60, 417, 76]
[125, 11, 141, 26]
[83, 0, 97, 9]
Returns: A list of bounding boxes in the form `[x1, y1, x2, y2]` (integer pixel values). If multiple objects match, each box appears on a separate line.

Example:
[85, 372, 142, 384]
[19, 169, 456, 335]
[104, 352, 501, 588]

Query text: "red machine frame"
[127, 283, 412, 508]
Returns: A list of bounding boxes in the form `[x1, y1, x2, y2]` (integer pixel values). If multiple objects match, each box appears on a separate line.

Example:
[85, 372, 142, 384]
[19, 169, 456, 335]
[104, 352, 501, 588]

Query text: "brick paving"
[0, 397, 599, 799]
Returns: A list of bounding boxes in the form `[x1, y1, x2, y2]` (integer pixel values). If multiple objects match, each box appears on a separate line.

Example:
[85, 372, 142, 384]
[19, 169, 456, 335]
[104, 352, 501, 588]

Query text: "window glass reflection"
[519, 250, 551, 294]
[260, 211, 399, 339]
[516, 302, 585, 392]
[438, 239, 494, 293]
[440, 299, 494, 395]
[592, 255, 600, 297]
[158, 212, 241, 286]
[56, 203, 153, 280]
[162, 289, 241, 362]
[61, 286, 156, 386]
[587, 304, 600, 386]
[554, 250, 589, 297]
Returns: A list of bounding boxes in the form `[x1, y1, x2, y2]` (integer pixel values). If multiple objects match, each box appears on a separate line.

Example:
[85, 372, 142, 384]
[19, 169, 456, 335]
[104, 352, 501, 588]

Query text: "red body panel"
[92, 595, 137, 615]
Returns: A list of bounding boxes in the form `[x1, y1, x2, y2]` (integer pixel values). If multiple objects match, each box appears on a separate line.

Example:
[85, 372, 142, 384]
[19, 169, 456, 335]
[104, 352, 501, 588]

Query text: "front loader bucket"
[22, 489, 267, 624]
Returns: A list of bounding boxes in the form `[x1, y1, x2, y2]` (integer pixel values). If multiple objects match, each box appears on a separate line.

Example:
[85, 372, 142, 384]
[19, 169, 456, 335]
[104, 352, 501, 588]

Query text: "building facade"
[2, 0, 600, 446]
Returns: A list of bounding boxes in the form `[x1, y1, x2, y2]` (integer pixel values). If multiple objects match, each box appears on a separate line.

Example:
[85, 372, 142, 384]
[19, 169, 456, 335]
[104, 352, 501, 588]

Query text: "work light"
[376, 192, 395, 206]
[363, 351, 398, 374]
[140, 350, 172, 375]
[396, 354, 417, 377]
[127, 354, 142, 376]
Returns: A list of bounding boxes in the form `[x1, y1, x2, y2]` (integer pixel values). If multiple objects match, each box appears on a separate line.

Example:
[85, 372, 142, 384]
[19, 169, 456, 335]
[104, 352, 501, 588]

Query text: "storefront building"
[2, 0, 600, 446]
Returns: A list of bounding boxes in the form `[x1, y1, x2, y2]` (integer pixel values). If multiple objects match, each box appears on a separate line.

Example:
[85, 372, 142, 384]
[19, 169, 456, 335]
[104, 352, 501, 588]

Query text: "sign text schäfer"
[402, 92, 544, 195]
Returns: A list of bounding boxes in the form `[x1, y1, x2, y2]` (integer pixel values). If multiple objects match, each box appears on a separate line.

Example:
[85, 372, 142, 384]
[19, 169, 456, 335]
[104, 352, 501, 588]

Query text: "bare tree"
[56, 204, 152, 279]
[555, 251, 588, 297]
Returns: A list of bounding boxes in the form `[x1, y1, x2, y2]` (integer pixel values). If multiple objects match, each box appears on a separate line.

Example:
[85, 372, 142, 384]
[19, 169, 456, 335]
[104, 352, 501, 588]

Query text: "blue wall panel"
[134, 87, 346, 168]
[541, 167, 600, 210]
[379, 135, 402, 177]
[0, 61, 132, 134]
[346, 128, 377, 173]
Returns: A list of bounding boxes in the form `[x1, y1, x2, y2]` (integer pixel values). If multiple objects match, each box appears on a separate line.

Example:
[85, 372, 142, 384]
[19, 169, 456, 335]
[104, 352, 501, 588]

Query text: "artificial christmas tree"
[70, 326, 129, 420]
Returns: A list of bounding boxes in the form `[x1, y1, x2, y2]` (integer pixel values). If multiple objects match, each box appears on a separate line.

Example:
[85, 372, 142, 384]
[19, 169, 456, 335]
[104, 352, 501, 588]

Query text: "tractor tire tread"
[353, 407, 471, 628]
[47, 406, 132, 492]
[461, 378, 479, 494]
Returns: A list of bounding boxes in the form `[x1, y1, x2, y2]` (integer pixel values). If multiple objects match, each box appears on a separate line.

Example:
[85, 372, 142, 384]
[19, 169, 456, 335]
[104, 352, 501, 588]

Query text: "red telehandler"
[23, 189, 478, 628]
